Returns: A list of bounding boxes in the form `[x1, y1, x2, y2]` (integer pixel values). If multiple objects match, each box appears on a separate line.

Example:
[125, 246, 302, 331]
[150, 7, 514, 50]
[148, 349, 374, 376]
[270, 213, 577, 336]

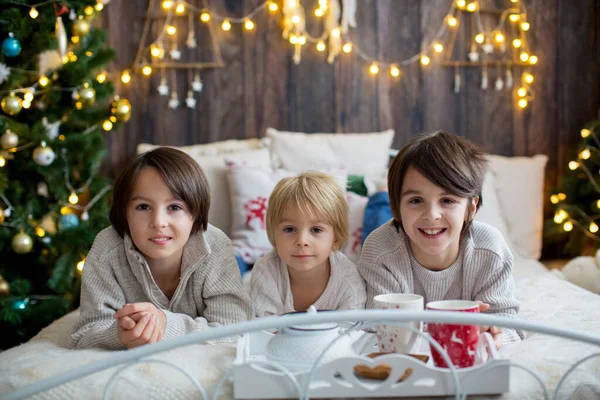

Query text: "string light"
[142, 65, 152, 76]
[550, 195, 559, 204]
[475, 33, 484, 43]
[581, 148, 591, 160]
[0, 156, 5, 167]
[563, 221, 573, 232]
[84, 5, 94, 16]
[35, 227, 45, 238]
[466, 2, 478, 12]
[96, 72, 107, 83]
[342, 42, 352, 53]
[568, 161, 579, 170]
[390, 65, 400, 77]
[244, 19, 255, 31]
[222, 19, 231, 31]
[39, 76, 49, 87]
[297, 35, 307, 45]
[520, 52, 529, 62]
[420, 55, 431, 66]
[518, 99, 528, 108]
[369, 62, 379, 75]
[121, 70, 131, 84]
[523, 73, 534, 84]
[95, 2, 104, 11]
[166, 25, 176, 35]
[175, 2, 185, 14]
[316, 41, 326, 52]
[558, 193, 567, 201]
[102, 120, 113, 131]
[447, 16, 458, 27]
[68, 191, 79, 205]
[77, 259, 85, 272]
[509, 14, 520, 22]
[512, 38, 522, 48]
[590, 222, 599, 233]
[494, 32, 505, 43]
[529, 55, 538, 65]
[162, 1, 173, 9]
[433, 42, 444, 53]
[29, 7, 39, 19]
[456, 0, 466, 8]
[314, 8, 324, 17]
[268, 2, 278, 12]
[200, 12, 210, 22]
[553, 212, 563, 224]
[521, 22, 530, 31]
[581, 129, 591, 138]
[597, 200, 600, 209]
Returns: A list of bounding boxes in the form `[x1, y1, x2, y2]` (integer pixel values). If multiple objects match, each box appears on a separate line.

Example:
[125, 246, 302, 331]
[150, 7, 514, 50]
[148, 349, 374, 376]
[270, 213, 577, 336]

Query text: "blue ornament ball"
[2, 34, 21, 57]
[59, 214, 80, 230]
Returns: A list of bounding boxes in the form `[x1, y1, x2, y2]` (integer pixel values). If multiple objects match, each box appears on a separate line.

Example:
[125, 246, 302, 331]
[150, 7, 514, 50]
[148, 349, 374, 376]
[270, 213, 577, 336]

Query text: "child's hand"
[476, 301, 502, 349]
[117, 312, 161, 349]
[115, 303, 166, 346]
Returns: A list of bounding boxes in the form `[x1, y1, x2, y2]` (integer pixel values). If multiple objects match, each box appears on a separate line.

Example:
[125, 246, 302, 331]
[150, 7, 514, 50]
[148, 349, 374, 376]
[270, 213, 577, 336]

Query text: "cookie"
[353, 353, 429, 381]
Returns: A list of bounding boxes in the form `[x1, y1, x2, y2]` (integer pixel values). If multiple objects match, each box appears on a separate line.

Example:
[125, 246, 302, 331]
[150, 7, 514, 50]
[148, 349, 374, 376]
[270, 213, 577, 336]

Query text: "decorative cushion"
[344, 192, 369, 263]
[137, 138, 263, 157]
[265, 128, 394, 180]
[487, 154, 548, 260]
[226, 166, 348, 264]
[136, 142, 271, 235]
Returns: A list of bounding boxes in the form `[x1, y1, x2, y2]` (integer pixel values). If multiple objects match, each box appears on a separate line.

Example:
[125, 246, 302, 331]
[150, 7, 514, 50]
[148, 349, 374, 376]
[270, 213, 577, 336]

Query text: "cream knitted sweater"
[70, 225, 253, 350]
[358, 220, 524, 343]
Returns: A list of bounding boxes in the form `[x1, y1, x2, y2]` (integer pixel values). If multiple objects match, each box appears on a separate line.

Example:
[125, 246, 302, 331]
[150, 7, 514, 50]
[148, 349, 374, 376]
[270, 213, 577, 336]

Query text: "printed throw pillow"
[226, 165, 348, 264]
[343, 192, 369, 263]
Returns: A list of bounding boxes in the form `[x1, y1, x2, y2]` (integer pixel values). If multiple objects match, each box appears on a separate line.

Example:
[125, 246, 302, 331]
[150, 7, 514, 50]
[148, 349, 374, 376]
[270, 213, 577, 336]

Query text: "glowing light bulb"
[597, 199, 600, 209]
[520, 52, 529, 62]
[69, 192, 79, 205]
[121, 71, 131, 84]
[268, 2, 278, 12]
[518, 99, 528, 108]
[529, 55, 538, 65]
[166, 25, 176, 35]
[71, 36, 80, 44]
[523, 73, 534, 84]
[331, 28, 340, 38]
[581, 148, 591, 160]
[550, 195, 559, 204]
[22, 100, 32, 109]
[244, 19, 255, 30]
[553, 212, 563, 224]
[102, 120, 113, 131]
[162, 1, 173, 9]
[84, 6, 94, 15]
[142, 65, 152, 76]
[494, 32, 505, 43]
[569, 161, 579, 170]
[315, 8, 324, 17]
[291, 15, 300, 24]
[342, 42, 352, 53]
[557, 192, 567, 200]
[420, 55, 431, 65]
[581, 129, 591, 138]
[591, 222, 599, 233]
[36, 227, 45, 237]
[521, 22, 530, 31]
[517, 88, 527, 97]
[433, 42, 443, 53]
[466, 2, 478, 12]
[289, 35, 298, 45]
[456, 0, 466, 8]
[77, 259, 85, 272]
[475, 33, 484, 43]
[316, 41, 326, 52]
[29, 7, 39, 19]
[175, 2, 185, 14]
[200, 12, 210, 22]
[512, 38, 522, 48]
[39, 76, 49, 87]
[150, 45, 162, 58]
[24, 91, 34, 102]
[390, 65, 400, 77]
[95, 2, 104, 11]
[369, 63, 379, 75]
[222, 19, 231, 31]
[0, 156, 5, 167]
[297, 35, 306, 45]
[509, 14, 520, 22]
[563, 221, 573, 232]
[447, 16, 458, 27]
[96, 72, 107, 83]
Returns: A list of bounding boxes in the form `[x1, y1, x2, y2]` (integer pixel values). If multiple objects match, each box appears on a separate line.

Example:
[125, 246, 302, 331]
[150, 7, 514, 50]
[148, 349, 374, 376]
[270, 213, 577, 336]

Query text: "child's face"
[273, 205, 337, 275]
[399, 167, 476, 270]
[126, 166, 194, 270]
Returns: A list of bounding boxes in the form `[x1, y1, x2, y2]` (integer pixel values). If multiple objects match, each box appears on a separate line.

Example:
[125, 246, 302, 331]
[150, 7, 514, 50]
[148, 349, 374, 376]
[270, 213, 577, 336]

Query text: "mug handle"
[475, 332, 498, 364]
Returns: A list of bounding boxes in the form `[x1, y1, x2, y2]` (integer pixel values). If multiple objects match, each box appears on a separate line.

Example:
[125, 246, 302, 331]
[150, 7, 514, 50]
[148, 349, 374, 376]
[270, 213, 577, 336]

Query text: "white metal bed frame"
[2, 310, 600, 400]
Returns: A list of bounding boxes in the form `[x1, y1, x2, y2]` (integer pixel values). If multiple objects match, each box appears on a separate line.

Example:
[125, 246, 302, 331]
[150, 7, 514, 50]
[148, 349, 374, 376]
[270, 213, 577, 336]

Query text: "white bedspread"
[1, 258, 599, 399]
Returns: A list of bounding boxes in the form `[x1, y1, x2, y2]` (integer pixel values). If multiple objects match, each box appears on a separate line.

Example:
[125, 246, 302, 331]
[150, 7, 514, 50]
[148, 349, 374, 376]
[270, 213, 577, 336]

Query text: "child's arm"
[249, 257, 283, 317]
[69, 253, 126, 350]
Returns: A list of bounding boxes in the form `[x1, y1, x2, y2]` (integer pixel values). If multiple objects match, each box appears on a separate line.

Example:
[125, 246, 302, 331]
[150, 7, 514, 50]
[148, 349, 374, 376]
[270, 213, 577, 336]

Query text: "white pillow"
[344, 192, 369, 263]
[226, 166, 348, 264]
[136, 143, 271, 235]
[137, 138, 263, 157]
[266, 128, 394, 180]
[487, 154, 548, 260]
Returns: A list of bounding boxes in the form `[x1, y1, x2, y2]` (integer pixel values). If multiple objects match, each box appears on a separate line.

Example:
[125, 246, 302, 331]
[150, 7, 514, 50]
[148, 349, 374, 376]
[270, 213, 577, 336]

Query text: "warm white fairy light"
[77, 259, 85, 272]
[68, 191, 79, 205]
[244, 19, 255, 31]
[268, 2, 278, 12]
[447, 16, 458, 27]
[581, 148, 591, 160]
[494, 32, 505, 43]
[518, 99, 528, 108]
[529, 55, 538, 65]
[297, 35, 307, 45]
[96, 72, 107, 83]
[162, 1, 173, 9]
[29, 7, 39, 19]
[200, 12, 210, 22]
[421, 55, 431, 65]
[166, 25, 176, 35]
[102, 120, 113, 131]
[521, 21, 530, 31]
[563, 221, 573, 232]
[95, 2, 104, 11]
[456, 0, 466, 8]
[512, 38, 522, 48]
[369, 62, 379, 75]
[390, 65, 400, 77]
[316, 41, 326, 52]
[523, 73, 534, 84]
[314, 8, 324, 17]
[433, 42, 444, 53]
[121, 70, 131, 84]
[520, 52, 529, 62]
[84, 6, 94, 16]
[509, 14, 520, 22]
[581, 129, 591, 138]
[475, 33, 484, 43]
[142, 65, 152, 76]
[175, 2, 185, 14]
[569, 161, 579, 170]
[342, 42, 352, 53]
[466, 2, 478, 12]
[222, 19, 231, 31]
[517, 87, 527, 97]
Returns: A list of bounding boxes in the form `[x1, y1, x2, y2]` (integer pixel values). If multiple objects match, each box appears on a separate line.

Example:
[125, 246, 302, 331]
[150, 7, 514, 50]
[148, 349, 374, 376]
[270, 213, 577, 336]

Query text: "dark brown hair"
[110, 147, 210, 237]
[388, 131, 488, 232]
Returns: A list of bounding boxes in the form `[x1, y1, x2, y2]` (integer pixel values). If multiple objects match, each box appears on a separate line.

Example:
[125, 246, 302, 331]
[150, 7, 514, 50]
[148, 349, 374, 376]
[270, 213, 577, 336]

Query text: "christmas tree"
[0, 0, 129, 349]
[544, 120, 600, 258]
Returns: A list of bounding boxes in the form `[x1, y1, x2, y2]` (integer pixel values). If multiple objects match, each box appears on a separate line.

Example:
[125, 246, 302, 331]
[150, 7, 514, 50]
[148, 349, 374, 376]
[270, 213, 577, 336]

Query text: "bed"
[1, 133, 599, 399]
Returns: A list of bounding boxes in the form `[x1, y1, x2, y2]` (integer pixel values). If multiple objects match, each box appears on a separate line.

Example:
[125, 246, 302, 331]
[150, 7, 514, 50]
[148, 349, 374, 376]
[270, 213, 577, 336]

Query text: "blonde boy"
[250, 171, 367, 317]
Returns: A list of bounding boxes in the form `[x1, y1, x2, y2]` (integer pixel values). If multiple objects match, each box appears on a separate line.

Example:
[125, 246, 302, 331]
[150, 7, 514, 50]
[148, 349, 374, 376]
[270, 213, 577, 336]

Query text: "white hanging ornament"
[55, 16, 67, 58]
[81, 211, 89, 221]
[168, 92, 179, 109]
[481, 71, 488, 90]
[495, 77, 504, 91]
[4, 208, 11, 217]
[191, 74, 203, 92]
[157, 78, 169, 96]
[0, 63, 10, 85]
[69, 9, 77, 21]
[170, 45, 181, 60]
[1, 130, 18, 149]
[33, 141, 56, 166]
[454, 70, 461, 94]
[186, 32, 197, 49]
[482, 44, 494, 54]
[37, 182, 49, 197]
[468, 51, 479, 62]
[42, 117, 61, 140]
[506, 69, 514, 88]
[185, 90, 196, 109]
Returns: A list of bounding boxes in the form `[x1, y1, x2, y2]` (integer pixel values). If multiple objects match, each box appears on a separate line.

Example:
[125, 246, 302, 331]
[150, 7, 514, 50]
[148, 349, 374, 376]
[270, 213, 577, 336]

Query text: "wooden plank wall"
[101, 0, 600, 197]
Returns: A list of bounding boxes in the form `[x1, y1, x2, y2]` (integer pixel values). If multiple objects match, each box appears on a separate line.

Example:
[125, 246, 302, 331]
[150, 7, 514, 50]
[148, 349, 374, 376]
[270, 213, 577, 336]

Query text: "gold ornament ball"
[78, 86, 96, 106]
[0, 208, 4, 224]
[40, 214, 57, 235]
[0, 130, 18, 149]
[12, 232, 33, 254]
[72, 18, 91, 36]
[111, 97, 132, 122]
[0, 277, 9, 297]
[1, 93, 23, 116]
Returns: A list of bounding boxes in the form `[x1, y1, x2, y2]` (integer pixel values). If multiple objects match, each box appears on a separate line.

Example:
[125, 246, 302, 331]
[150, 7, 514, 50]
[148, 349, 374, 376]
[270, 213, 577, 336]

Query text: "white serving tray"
[233, 330, 509, 399]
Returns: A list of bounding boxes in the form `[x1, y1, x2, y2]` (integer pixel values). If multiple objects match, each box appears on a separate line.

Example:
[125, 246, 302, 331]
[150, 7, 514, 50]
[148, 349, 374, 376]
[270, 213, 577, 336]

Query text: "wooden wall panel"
[100, 0, 600, 191]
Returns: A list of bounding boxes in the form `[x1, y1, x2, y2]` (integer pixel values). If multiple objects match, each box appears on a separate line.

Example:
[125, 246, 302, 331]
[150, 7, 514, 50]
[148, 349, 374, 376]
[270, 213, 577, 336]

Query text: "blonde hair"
[266, 171, 349, 251]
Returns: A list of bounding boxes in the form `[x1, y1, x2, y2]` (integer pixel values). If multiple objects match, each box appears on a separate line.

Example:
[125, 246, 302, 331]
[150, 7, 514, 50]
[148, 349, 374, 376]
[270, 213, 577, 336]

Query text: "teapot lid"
[287, 305, 339, 331]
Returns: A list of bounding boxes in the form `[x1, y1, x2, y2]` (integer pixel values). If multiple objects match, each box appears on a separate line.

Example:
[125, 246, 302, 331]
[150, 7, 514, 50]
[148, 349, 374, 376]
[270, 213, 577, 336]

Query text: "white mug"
[373, 293, 424, 354]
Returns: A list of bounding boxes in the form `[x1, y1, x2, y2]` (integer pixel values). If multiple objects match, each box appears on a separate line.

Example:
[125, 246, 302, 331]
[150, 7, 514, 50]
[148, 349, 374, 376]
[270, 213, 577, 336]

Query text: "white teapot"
[264, 306, 358, 372]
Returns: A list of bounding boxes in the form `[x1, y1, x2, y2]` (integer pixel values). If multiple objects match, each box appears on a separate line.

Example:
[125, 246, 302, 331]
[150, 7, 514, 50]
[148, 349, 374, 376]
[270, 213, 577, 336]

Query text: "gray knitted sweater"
[358, 220, 524, 343]
[70, 225, 253, 350]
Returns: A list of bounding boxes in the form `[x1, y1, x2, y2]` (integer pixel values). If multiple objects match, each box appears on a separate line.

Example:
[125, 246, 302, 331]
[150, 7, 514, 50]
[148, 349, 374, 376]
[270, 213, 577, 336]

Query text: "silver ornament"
[1, 130, 18, 149]
[33, 143, 56, 166]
